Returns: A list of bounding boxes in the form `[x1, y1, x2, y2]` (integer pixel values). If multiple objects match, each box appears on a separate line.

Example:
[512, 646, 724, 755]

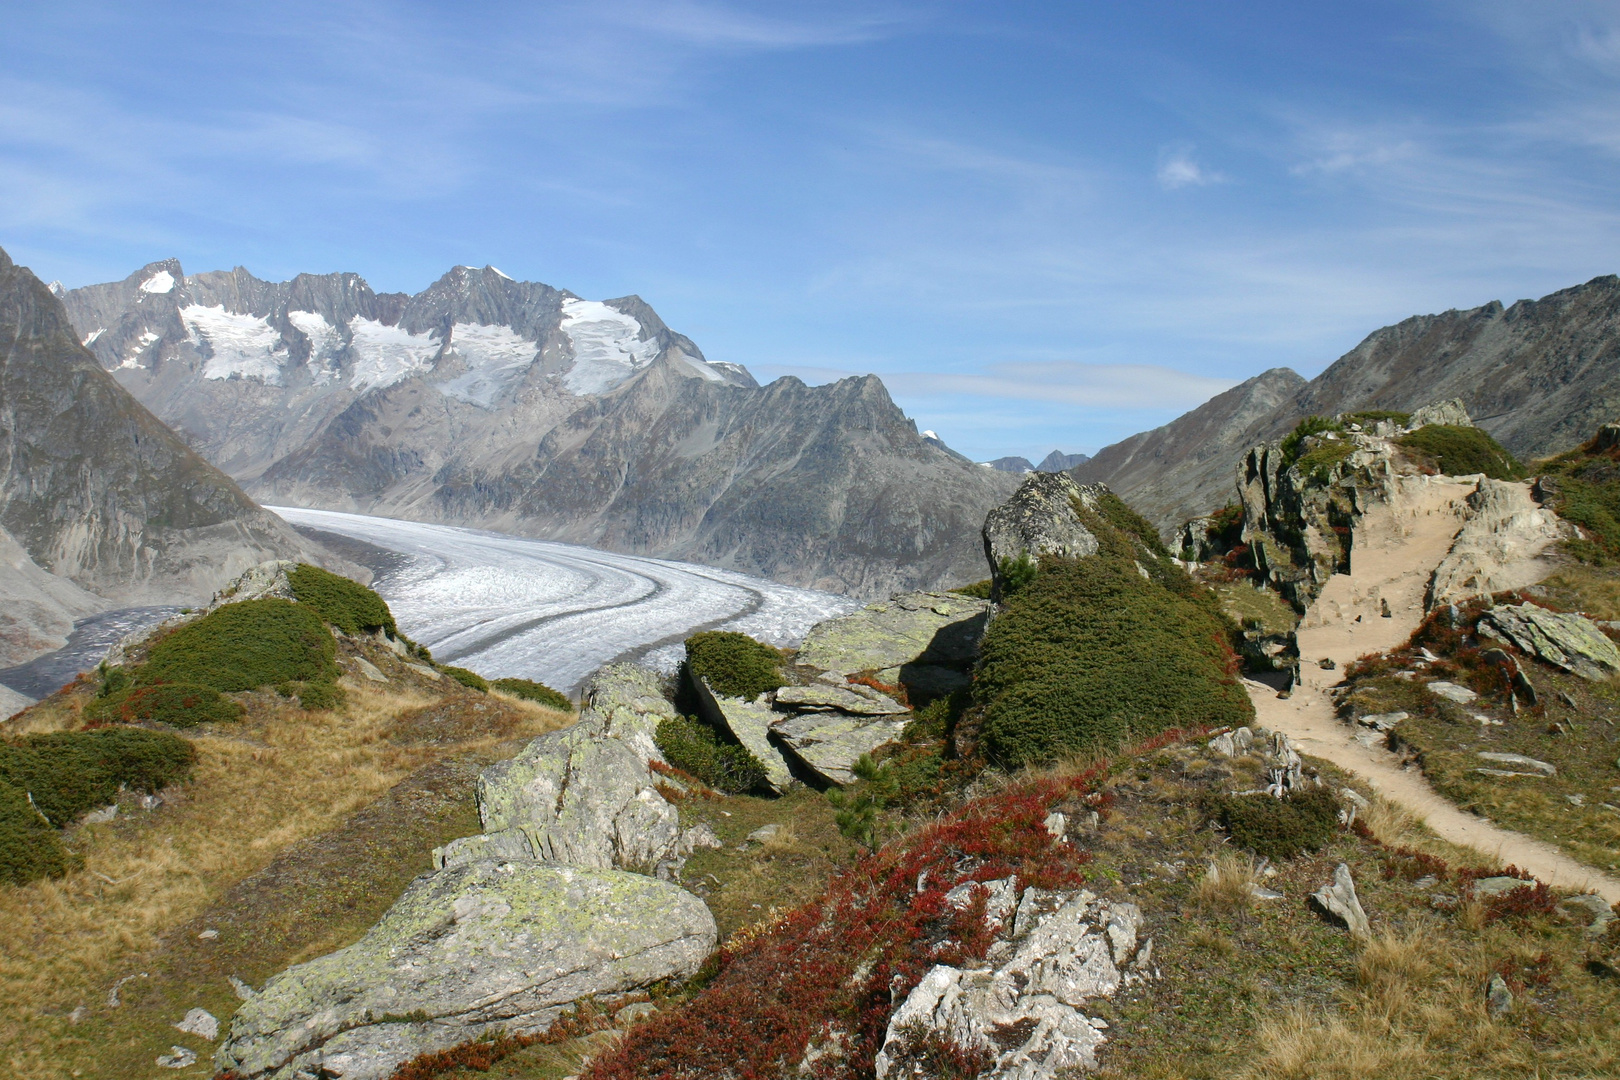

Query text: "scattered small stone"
[1043, 811, 1068, 839]
[1476, 752, 1556, 776]
[1473, 713, 1504, 727]
[1319, 657, 1336, 670]
[682, 823, 722, 851]
[1413, 875, 1439, 889]
[175, 1007, 218, 1040]
[614, 1001, 659, 1026]
[1358, 711, 1408, 732]
[1310, 864, 1371, 939]
[1250, 885, 1285, 901]
[1567, 793, 1586, 807]
[198, 929, 219, 941]
[155, 1046, 196, 1069]
[1560, 893, 1616, 938]
[82, 804, 118, 824]
[67, 1005, 88, 1024]
[1559, 690, 1579, 710]
[106, 972, 147, 1007]
[1485, 974, 1513, 1018]
[1380, 598, 1392, 618]
[229, 975, 257, 1001]
[352, 656, 389, 683]
[1427, 680, 1478, 704]
[404, 662, 441, 680]
[744, 824, 781, 845]
[1472, 876, 1537, 898]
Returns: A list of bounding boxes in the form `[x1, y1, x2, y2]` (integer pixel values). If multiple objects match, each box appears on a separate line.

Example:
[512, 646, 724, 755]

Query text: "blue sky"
[4, 1, 1620, 462]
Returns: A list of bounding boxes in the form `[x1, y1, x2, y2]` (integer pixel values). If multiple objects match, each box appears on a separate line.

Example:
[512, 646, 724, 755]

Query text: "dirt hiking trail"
[1243, 474, 1620, 904]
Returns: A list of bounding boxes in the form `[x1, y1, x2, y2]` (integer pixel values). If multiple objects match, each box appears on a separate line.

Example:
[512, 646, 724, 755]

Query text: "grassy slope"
[0, 638, 570, 1080]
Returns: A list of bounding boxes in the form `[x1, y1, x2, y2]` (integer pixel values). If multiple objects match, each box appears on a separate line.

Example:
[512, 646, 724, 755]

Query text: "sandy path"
[1244, 475, 1620, 903]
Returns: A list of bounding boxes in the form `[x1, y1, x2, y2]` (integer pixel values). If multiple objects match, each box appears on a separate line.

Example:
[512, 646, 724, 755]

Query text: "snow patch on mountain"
[559, 299, 660, 395]
[183, 305, 285, 385]
[286, 310, 344, 382]
[139, 270, 176, 294]
[81, 328, 104, 347]
[436, 322, 538, 407]
[348, 317, 440, 392]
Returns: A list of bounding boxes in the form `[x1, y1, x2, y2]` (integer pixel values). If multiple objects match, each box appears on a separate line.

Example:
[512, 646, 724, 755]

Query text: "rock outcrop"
[770, 713, 911, 786]
[875, 882, 1152, 1080]
[215, 861, 716, 1080]
[794, 590, 990, 699]
[1477, 604, 1620, 681]
[981, 473, 1105, 595]
[1428, 480, 1571, 608]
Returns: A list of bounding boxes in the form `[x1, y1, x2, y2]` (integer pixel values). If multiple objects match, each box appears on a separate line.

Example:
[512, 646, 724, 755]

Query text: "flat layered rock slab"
[712, 694, 797, 792]
[795, 591, 989, 676]
[1479, 603, 1620, 681]
[771, 713, 909, 785]
[774, 682, 907, 715]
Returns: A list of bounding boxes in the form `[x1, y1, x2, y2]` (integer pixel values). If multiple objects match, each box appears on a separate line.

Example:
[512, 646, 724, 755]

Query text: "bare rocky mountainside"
[0, 247, 321, 665]
[62, 261, 1017, 597]
[1076, 274, 1620, 531]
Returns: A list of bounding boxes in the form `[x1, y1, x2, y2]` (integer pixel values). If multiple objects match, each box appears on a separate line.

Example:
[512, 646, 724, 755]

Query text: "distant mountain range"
[0, 247, 324, 664]
[981, 451, 1091, 474]
[1075, 274, 1620, 531]
[62, 261, 1018, 598]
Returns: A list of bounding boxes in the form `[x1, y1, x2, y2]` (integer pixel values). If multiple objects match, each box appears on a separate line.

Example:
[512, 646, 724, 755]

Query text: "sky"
[4, 1, 1620, 463]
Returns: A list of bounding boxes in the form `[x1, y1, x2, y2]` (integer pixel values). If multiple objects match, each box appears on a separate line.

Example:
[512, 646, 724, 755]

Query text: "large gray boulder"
[215, 860, 716, 1080]
[580, 662, 680, 763]
[1478, 603, 1620, 680]
[771, 713, 911, 786]
[774, 681, 908, 715]
[1408, 398, 1473, 430]
[794, 591, 989, 695]
[875, 884, 1149, 1080]
[981, 474, 1106, 594]
[687, 674, 796, 792]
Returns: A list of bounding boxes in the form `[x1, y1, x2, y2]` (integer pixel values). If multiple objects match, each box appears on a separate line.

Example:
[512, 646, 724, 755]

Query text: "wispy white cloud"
[602, 0, 906, 49]
[1156, 144, 1224, 189]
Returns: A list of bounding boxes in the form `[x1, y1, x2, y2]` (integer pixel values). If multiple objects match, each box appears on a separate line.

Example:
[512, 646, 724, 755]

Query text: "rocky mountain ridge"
[1075, 274, 1620, 531]
[63, 261, 1018, 597]
[0, 247, 325, 665]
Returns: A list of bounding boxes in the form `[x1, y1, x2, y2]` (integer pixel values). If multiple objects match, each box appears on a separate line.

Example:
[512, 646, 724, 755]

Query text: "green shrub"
[996, 552, 1038, 599]
[1208, 787, 1341, 859]
[138, 599, 338, 693]
[1295, 437, 1356, 483]
[654, 716, 768, 793]
[279, 680, 346, 711]
[684, 632, 783, 701]
[974, 510, 1252, 768]
[1534, 437, 1620, 564]
[441, 666, 488, 692]
[97, 682, 243, 727]
[950, 579, 993, 600]
[0, 728, 196, 827]
[1397, 425, 1523, 480]
[287, 564, 398, 637]
[1279, 416, 1341, 466]
[1341, 410, 1411, 428]
[0, 780, 69, 885]
[490, 678, 572, 711]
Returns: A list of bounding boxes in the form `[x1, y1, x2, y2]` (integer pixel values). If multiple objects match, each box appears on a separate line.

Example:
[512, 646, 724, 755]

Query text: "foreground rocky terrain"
[0, 248, 331, 669]
[59, 260, 1017, 598]
[1077, 274, 1620, 531]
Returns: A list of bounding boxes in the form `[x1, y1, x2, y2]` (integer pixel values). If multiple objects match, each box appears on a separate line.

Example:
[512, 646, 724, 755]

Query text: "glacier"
[270, 507, 860, 692]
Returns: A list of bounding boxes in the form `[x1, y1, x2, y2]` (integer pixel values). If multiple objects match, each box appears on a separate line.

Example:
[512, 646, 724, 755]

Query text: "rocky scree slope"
[1076, 274, 1620, 532]
[62, 260, 1017, 597]
[0, 247, 319, 665]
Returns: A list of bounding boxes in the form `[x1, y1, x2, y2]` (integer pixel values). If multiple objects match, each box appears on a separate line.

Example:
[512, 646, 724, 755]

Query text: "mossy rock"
[287, 563, 398, 637]
[684, 631, 783, 701]
[490, 678, 572, 711]
[138, 598, 338, 693]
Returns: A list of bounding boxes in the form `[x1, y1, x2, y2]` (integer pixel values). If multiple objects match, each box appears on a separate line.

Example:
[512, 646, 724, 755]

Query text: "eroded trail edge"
[1243, 475, 1620, 904]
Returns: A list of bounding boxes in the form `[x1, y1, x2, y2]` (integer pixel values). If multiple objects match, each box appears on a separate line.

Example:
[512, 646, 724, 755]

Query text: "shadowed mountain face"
[64, 261, 1017, 598]
[1076, 274, 1620, 532]
[0, 247, 314, 659]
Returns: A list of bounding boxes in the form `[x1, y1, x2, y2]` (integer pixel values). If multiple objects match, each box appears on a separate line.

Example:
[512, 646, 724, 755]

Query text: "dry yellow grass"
[1194, 849, 1259, 914]
[0, 672, 571, 1080]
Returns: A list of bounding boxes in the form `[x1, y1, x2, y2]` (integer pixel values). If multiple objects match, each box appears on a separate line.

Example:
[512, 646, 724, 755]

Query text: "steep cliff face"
[0, 246, 313, 615]
[65, 260, 1015, 597]
[1074, 275, 1620, 533]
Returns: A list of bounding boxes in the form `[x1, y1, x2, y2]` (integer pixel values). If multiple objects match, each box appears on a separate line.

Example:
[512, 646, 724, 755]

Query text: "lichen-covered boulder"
[477, 714, 684, 873]
[580, 662, 680, 764]
[1408, 398, 1474, 430]
[771, 713, 909, 785]
[215, 860, 716, 1080]
[794, 591, 989, 681]
[981, 474, 1105, 591]
[1478, 603, 1620, 680]
[875, 886, 1149, 1080]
